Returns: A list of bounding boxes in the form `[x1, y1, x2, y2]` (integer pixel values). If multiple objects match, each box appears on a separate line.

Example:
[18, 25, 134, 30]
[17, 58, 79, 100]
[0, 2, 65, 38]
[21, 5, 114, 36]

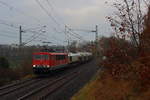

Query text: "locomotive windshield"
[33, 55, 49, 60]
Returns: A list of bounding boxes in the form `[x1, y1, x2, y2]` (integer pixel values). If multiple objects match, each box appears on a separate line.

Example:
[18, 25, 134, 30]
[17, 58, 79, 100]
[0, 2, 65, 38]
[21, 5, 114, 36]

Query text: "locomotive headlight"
[47, 65, 50, 68]
[33, 65, 36, 67]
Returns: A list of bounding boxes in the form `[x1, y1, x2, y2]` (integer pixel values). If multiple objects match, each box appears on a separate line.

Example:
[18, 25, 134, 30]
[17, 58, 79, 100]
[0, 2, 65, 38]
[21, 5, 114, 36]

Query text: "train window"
[34, 55, 49, 60]
[70, 57, 72, 61]
[56, 55, 66, 60]
[51, 56, 55, 60]
[43, 55, 49, 60]
[62, 55, 66, 60]
[56, 55, 59, 60]
[34, 55, 41, 60]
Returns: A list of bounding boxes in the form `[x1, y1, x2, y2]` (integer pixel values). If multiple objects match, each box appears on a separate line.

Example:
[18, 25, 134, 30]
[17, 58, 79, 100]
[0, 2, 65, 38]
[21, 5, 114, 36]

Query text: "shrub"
[0, 57, 9, 69]
[99, 8, 150, 84]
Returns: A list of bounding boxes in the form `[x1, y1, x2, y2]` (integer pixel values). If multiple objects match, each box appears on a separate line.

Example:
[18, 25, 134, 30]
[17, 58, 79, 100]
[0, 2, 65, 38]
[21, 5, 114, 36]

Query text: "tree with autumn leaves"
[107, 0, 149, 47]
[99, 0, 150, 88]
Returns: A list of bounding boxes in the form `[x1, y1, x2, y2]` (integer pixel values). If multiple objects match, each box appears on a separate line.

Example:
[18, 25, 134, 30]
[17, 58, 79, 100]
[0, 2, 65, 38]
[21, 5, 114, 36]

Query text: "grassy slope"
[71, 70, 150, 100]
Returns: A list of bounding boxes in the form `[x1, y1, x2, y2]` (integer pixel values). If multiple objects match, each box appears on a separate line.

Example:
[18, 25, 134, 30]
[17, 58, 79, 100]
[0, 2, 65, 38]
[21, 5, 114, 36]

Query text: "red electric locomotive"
[32, 52, 68, 74]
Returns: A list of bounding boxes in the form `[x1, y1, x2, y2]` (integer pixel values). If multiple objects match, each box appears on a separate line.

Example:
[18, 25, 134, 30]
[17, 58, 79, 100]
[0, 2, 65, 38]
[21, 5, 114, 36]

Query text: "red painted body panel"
[32, 52, 69, 68]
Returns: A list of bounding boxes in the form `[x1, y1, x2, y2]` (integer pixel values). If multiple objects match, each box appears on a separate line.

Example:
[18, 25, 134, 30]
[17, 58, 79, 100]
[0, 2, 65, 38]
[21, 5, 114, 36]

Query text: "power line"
[23, 34, 43, 45]
[0, 29, 45, 41]
[0, 30, 18, 35]
[51, 35, 66, 42]
[0, 19, 46, 34]
[0, 1, 42, 24]
[25, 31, 47, 38]
[69, 28, 94, 32]
[67, 28, 96, 39]
[36, 0, 87, 42]
[35, 0, 61, 26]
[23, 30, 46, 45]
[36, 0, 83, 40]
[0, 34, 18, 43]
[35, 0, 68, 39]
[24, 25, 46, 32]
[46, 0, 66, 25]
[0, 0, 88, 45]
[0, 27, 45, 38]
[0, 33, 18, 39]
[0, 1, 48, 45]
[66, 26, 86, 41]
[45, 0, 86, 41]
[0, 24, 47, 46]
[0, 21, 19, 29]
[46, 0, 54, 11]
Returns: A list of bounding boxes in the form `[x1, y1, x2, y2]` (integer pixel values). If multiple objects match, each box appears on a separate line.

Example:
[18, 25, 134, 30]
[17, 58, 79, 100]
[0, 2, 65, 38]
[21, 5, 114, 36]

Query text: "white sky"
[0, 0, 114, 46]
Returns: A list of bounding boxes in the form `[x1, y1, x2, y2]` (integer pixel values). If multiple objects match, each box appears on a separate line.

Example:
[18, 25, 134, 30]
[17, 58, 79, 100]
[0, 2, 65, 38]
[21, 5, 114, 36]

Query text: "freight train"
[32, 52, 92, 74]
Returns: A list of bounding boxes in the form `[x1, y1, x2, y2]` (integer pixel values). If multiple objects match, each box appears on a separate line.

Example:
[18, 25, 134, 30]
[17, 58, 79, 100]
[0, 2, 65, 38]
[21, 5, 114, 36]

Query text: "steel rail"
[18, 71, 78, 100]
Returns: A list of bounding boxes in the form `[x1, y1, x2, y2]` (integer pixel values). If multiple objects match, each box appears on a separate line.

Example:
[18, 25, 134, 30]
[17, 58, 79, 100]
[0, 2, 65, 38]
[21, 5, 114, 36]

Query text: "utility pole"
[92, 25, 98, 57]
[95, 25, 98, 56]
[65, 25, 98, 55]
[65, 25, 70, 52]
[19, 26, 23, 48]
[19, 26, 23, 61]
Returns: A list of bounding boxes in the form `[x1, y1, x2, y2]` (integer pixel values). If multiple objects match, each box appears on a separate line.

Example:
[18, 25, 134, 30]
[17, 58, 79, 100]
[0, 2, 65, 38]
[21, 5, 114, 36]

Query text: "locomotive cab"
[32, 52, 50, 74]
[32, 52, 68, 74]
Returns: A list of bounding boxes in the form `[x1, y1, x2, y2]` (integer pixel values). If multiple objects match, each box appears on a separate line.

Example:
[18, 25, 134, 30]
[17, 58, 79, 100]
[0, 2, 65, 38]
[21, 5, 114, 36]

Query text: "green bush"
[0, 57, 9, 69]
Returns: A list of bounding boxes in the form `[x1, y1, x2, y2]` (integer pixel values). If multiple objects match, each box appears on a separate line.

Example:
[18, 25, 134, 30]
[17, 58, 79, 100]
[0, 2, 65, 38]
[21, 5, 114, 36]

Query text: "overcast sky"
[0, 0, 114, 46]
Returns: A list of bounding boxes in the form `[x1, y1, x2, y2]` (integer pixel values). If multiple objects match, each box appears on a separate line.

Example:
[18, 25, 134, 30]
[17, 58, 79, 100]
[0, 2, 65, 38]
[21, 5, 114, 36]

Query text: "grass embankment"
[71, 69, 150, 100]
[0, 60, 34, 87]
[72, 7, 150, 100]
[0, 68, 35, 87]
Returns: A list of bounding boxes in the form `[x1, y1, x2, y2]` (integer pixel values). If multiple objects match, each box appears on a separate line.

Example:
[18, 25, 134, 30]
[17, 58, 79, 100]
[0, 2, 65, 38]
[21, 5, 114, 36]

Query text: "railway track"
[0, 60, 95, 100]
[0, 78, 41, 97]
[0, 61, 96, 100]
[17, 71, 78, 100]
[0, 78, 33, 91]
[0, 69, 78, 100]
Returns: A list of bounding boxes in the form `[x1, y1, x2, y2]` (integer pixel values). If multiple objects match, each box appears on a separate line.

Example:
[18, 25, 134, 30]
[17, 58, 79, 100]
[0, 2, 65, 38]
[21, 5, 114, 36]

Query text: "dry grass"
[71, 70, 150, 100]
[72, 6, 150, 100]
[0, 57, 34, 86]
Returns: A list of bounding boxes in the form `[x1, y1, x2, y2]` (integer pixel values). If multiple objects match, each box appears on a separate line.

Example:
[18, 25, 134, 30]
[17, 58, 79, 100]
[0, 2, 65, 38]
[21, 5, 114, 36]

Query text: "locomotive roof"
[68, 53, 81, 56]
[33, 52, 68, 55]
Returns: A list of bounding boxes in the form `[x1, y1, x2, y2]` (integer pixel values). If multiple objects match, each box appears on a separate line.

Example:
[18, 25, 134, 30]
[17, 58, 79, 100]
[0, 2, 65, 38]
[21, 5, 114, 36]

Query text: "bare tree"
[107, 0, 150, 47]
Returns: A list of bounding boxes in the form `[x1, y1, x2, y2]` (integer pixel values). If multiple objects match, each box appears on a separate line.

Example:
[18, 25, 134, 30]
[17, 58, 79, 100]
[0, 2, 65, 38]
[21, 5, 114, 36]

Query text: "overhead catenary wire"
[35, 0, 61, 27]
[0, 1, 50, 45]
[46, 0, 54, 11]
[23, 34, 44, 45]
[26, 31, 47, 38]
[0, 18, 47, 45]
[24, 25, 46, 32]
[65, 26, 87, 41]
[0, 29, 46, 44]
[69, 28, 94, 33]
[0, 35, 18, 43]
[35, 0, 69, 39]
[0, 1, 42, 24]
[0, 19, 46, 39]
[0, 0, 89, 45]
[0, 21, 19, 29]
[46, 0, 86, 41]
[0, 30, 18, 36]
[35, 0, 86, 42]
[0, 19, 43, 32]
[23, 30, 46, 45]
[0, 33, 18, 39]
[46, 0, 66, 25]
[66, 27, 96, 39]
[0, 0, 47, 43]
